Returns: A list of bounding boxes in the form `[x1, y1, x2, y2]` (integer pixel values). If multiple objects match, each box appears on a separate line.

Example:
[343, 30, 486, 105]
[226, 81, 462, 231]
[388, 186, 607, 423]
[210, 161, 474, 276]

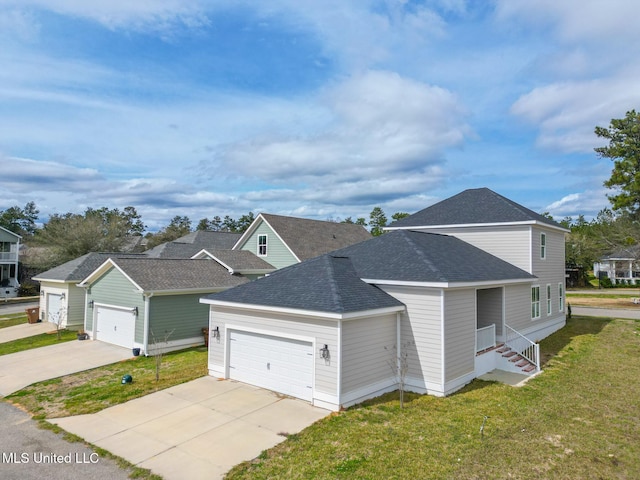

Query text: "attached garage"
[201, 255, 406, 411]
[94, 305, 136, 349]
[228, 330, 314, 401]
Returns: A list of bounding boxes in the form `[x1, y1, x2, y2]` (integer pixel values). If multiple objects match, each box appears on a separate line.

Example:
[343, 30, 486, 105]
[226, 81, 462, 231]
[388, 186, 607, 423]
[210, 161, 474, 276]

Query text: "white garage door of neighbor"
[47, 293, 62, 324]
[95, 306, 135, 349]
[229, 330, 314, 401]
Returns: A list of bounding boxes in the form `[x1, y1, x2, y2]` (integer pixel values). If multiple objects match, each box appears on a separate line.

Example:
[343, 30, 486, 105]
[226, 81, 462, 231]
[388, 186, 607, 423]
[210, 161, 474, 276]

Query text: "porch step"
[502, 351, 517, 358]
[515, 359, 529, 368]
[522, 364, 536, 373]
[508, 355, 524, 363]
[496, 346, 511, 354]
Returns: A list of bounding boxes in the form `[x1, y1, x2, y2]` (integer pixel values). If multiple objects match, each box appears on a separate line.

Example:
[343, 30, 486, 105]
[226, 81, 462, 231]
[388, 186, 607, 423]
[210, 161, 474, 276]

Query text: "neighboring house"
[33, 253, 146, 328]
[190, 249, 275, 280]
[233, 213, 372, 269]
[201, 188, 568, 412]
[593, 246, 640, 285]
[0, 226, 21, 299]
[79, 258, 249, 354]
[145, 231, 241, 259]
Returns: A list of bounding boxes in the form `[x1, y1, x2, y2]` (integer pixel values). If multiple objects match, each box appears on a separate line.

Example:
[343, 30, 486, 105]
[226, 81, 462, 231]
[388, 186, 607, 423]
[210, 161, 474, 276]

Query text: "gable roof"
[601, 245, 640, 261]
[388, 188, 568, 232]
[145, 231, 241, 259]
[191, 249, 275, 273]
[331, 230, 536, 285]
[0, 225, 22, 240]
[203, 254, 404, 316]
[80, 258, 249, 293]
[33, 252, 147, 283]
[234, 213, 371, 262]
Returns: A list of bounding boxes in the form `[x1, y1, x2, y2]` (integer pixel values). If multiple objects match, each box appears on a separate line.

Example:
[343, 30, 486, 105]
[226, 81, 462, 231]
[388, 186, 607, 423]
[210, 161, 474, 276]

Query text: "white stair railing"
[476, 324, 496, 353]
[504, 324, 540, 372]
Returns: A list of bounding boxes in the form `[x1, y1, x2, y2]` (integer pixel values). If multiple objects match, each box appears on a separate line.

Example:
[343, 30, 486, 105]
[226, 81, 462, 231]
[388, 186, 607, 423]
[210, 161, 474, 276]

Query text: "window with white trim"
[546, 284, 552, 315]
[559, 283, 564, 312]
[540, 233, 547, 259]
[257, 234, 267, 256]
[531, 286, 540, 319]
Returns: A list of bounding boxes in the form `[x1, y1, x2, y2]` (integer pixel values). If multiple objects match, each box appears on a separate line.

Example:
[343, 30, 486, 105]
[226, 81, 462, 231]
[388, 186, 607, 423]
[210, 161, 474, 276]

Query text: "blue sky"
[1, 1, 640, 231]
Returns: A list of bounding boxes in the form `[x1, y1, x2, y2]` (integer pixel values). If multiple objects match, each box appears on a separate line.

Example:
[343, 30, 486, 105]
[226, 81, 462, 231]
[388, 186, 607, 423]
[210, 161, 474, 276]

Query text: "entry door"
[95, 306, 135, 348]
[229, 330, 313, 401]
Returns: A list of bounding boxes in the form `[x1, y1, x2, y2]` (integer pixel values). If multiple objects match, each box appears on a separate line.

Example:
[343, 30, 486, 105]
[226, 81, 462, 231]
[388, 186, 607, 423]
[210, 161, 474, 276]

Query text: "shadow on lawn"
[538, 315, 610, 367]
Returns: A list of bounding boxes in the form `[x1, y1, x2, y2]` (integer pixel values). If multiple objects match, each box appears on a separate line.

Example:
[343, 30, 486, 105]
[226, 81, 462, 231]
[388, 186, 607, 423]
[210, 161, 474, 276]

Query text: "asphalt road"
[570, 305, 640, 320]
[0, 302, 39, 316]
[0, 402, 132, 480]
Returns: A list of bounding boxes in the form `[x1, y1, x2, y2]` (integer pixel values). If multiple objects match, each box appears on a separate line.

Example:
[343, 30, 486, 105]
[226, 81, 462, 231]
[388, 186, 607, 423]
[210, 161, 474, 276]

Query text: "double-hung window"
[540, 233, 547, 259]
[546, 284, 552, 315]
[558, 283, 564, 312]
[531, 286, 541, 319]
[257, 235, 267, 256]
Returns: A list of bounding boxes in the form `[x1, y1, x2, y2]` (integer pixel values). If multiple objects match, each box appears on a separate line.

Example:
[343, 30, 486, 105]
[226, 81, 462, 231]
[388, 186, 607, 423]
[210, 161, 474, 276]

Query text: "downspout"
[143, 293, 153, 356]
[396, 311, 402, 378]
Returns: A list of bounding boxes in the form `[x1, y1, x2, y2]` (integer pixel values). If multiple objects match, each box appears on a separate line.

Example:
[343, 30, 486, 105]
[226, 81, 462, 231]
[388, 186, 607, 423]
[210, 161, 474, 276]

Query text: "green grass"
[226, 316, 640, 480]
[0, 312, 28, 328]
[7, 347, 208, 418]
[0, 329, 77, 355]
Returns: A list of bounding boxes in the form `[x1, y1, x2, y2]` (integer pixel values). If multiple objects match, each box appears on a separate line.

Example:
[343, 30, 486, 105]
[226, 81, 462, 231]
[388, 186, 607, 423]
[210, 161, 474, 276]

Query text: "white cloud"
[545, 189, 609, 219]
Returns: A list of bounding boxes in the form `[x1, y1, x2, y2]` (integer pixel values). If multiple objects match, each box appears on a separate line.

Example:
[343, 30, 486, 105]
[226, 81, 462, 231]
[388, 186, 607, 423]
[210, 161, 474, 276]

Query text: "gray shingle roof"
[33, 252, 147, 282]
[390, 188, 566, 230]
[256, 214, 372, 261]
[146, 231, 241, 259]
[602, 245, 640, 260]
[205, 254, 404, 314]
[105, 258, 249, 292]
[332, 230, 535, 283]
[202, 250, 275, 272]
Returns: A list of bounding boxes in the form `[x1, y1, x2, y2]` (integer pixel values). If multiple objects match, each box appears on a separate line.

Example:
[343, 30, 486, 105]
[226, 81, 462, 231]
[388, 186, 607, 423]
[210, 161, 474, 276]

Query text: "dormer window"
[540, 233, 546, 259]
[258, 235, 267, 256]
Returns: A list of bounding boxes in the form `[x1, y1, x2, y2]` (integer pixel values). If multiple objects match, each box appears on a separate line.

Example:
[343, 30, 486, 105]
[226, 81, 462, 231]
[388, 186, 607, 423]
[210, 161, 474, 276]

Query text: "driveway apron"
[0, 340, 133, 396]
[51, 376, 330, 480]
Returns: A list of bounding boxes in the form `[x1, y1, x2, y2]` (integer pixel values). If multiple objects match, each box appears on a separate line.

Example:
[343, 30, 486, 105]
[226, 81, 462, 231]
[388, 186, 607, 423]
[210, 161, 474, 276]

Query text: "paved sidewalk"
[52, 376, 330, 480]
[0, 321, 56, 343]
[0, 341, 133, 396]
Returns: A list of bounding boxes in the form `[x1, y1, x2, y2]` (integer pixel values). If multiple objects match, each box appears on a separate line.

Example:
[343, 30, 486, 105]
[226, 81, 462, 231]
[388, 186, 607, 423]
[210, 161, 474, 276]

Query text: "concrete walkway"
[0, 340, 133, 396]
[51, 376, 330, 480]
[0, 321, 56, 343]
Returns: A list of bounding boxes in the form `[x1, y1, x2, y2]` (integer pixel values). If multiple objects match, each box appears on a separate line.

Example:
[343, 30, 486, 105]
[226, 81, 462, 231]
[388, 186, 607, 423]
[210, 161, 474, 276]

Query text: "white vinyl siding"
[504, 283, 533, 332]
[379, 285, 443, 388]
[443, 289, 476, 383]
[410, 225, 532, 272]
[341, 314, 397, 395]
[546, 284, 552, 315]
[476, 287, 503, 337]
[208, 306, 338, 395]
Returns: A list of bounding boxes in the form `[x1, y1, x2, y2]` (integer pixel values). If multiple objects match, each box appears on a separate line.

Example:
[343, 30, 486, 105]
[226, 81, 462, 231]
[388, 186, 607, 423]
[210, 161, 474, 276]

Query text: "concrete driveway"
[51, 376, 330, 480]
[0, 340, 133, 396]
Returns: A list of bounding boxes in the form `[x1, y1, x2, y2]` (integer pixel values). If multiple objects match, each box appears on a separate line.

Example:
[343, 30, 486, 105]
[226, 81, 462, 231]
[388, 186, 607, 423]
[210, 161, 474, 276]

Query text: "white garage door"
[47, 294, 62, 324]
[229, 331, 314, 401]
[95, 306, 135, 348]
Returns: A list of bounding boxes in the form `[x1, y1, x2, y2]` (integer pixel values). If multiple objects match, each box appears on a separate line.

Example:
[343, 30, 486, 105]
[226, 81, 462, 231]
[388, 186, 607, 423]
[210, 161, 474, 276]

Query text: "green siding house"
[80, 258, 248, 355]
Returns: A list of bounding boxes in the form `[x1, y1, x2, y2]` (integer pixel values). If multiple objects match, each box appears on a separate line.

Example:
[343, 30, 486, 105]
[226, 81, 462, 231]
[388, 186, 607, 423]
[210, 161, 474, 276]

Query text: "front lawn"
[0, 311, 28, 329]
[226, 316, 640, 480]
[0, 329, 77, 355]
[7, 347, 208, 419]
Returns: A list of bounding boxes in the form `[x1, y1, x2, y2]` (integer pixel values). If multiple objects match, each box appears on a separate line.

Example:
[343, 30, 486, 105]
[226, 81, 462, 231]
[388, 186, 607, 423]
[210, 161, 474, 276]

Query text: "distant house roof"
[388, 188, 568, 232]
[33, 252, 147, 283]
[191, 249, 275, 273]
[202, 254, 405, 316]
[146, 231, 242, 259]
[601, 245, 640, 261]
[331, 230, 535, 285]
[0, 225, 22, 240]
[80, 258, 249, 293]
[234, 213, 372, 262]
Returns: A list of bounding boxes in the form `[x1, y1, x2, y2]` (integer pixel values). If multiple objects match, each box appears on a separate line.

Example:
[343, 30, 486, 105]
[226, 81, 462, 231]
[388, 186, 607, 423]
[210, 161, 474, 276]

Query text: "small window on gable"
[258, 234, 267, 256]
[540, 233, 547, 259]
[546, 284, 552, 315]
[531, 286, 540, 319]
